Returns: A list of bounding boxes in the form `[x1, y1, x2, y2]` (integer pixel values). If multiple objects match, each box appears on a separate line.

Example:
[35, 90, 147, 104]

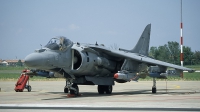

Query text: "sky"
[0, 0, 200, 60]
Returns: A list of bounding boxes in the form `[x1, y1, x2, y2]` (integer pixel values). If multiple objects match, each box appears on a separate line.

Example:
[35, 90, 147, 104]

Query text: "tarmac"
[0, 81, 200, 111]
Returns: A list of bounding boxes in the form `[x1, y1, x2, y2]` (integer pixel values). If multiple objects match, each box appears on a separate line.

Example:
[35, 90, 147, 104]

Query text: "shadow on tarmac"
[41, 88, 198, 100]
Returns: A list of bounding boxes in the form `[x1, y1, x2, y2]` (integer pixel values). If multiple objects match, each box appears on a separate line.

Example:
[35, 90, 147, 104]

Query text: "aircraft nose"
[24, 53, 45, 67]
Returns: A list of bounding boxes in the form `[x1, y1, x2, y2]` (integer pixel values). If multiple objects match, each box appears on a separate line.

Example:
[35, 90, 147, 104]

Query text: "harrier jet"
[24, 24, 194, 95]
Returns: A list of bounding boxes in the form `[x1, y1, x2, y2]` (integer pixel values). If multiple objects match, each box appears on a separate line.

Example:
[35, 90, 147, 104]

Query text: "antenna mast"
[180, 0, 183, 67]
[180, 0, 184, 78]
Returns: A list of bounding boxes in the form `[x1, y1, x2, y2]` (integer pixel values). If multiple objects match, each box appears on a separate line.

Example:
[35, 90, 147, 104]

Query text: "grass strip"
[0, 72, 199, 81]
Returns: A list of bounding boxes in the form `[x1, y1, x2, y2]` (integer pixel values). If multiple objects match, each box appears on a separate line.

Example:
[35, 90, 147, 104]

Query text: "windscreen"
[45, 37, 73, 51]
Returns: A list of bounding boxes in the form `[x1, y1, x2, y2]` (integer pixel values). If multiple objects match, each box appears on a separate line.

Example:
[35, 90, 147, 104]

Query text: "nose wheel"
[64, 79, 79, 96]
[70, 83, 79, 96]
[64, 86, 68, 93]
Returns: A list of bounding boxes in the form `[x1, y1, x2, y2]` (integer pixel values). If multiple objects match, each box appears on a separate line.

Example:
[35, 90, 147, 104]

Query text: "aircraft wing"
[85, 45, 195, 72]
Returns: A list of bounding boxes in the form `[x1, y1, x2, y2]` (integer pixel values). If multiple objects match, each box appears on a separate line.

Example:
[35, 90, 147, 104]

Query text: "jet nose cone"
[24, 53, 45, 67]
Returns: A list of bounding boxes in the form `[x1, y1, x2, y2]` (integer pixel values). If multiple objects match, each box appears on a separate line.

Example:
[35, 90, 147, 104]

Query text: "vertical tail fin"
[131, 24, 151, 56]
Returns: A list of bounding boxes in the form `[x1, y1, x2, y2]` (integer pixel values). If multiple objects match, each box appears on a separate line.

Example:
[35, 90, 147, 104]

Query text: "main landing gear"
[97, 85, 112, 94]
[152, 78, 157, 93]
[64, 79, 113, 96]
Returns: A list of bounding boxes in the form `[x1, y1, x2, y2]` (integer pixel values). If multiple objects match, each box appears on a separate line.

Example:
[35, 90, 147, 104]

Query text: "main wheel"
[152, 87, 156, 93]
[97, 85, 105, 94]
[105, 85, 112, 94]
[70, 84, 79, 96]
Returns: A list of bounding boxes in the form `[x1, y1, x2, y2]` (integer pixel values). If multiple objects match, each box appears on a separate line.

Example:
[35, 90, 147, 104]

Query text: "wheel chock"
[67, 94, 82, 98]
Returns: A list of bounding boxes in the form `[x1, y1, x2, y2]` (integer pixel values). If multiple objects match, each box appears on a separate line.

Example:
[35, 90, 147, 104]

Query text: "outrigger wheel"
[152, 87, 156, 93]
[152, 78, 156, 93]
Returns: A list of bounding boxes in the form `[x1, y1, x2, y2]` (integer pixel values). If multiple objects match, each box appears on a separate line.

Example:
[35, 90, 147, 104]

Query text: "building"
[0, 60, 8, 66]
[0, 59, 24, 66]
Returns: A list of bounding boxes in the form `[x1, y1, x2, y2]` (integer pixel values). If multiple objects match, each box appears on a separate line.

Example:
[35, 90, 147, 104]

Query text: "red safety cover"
[15, 73, 29, 92]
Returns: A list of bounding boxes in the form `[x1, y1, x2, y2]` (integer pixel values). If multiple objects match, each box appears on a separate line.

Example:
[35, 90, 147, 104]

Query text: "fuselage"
[24, 37, 121, 79]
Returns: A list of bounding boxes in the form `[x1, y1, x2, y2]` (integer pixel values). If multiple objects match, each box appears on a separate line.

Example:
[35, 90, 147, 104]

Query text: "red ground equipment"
[15, 70, 31, 92]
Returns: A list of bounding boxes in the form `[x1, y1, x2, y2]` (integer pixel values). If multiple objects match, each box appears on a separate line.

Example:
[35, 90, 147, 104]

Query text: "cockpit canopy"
[45, 36, 73, 51]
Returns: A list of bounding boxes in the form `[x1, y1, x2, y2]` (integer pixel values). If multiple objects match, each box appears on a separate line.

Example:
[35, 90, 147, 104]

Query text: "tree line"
[149, 41, 200, 65]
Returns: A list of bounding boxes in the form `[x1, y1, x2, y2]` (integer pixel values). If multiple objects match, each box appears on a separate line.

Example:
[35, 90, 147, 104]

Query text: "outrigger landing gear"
[152, 78, 157, 93]
[64, 79, 79, 96]
[97, 85, 112, 94]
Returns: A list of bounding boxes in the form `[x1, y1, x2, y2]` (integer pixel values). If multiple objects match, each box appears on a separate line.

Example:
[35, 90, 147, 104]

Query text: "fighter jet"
[24, 24, 195, 95]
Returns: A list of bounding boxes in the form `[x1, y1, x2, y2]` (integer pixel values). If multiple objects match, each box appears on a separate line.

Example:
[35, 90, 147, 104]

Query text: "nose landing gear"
[64, 79, 80, 97]
[69, 83, 79, 95]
